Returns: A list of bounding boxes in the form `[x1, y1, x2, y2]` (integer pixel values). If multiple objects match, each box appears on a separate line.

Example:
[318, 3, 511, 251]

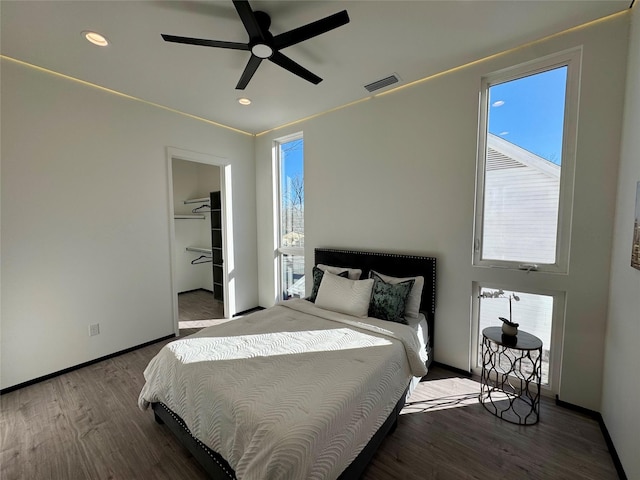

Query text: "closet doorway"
[167, 148, 232, 334]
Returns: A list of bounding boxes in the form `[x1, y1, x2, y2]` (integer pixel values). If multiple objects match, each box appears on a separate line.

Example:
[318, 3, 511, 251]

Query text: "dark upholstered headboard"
[314, 248, 436, 313]
[314, 248, 437, 352]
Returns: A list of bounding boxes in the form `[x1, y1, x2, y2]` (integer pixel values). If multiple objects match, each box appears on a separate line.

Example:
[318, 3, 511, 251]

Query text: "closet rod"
[184, 197, 209, 204]
[186, 247, 212, 254]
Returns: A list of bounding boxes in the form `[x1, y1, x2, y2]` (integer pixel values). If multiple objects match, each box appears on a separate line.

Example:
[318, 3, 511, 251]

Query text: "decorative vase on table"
[499, 317, 519, 336]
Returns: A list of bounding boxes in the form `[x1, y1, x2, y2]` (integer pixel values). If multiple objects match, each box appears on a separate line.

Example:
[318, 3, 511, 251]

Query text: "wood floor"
[178, 289, 225, 329]
[1, 327, 618, 480]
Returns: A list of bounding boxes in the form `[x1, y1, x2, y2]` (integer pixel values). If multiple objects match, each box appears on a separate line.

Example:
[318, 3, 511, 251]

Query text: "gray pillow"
[368, 270, 424, 319]
[368, 272, 415, 324]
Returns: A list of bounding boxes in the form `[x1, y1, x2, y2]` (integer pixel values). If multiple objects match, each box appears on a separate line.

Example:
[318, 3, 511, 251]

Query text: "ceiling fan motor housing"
[250, 12, 274, 58]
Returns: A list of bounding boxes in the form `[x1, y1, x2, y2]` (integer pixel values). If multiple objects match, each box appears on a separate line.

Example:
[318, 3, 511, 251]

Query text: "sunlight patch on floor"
[402, 377, 482, 414]
[179, 318, 233, 329]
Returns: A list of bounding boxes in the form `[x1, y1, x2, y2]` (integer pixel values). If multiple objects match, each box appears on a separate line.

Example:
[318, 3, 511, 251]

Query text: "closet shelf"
[175, 214, 206, 219]
[186, 246, 212, 254]
[184, 197, 210, 204]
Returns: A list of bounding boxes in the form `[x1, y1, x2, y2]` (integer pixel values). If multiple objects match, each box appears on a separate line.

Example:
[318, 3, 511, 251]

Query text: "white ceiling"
[1, 0, 630, 135]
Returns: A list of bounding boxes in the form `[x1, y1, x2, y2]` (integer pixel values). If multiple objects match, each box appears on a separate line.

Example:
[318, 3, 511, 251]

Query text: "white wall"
[256, 14, 629, 410]
[172, 160, 220, 293]
[172, 159, 221, 216]
[602, 5, 640, 479]
[0, 59, 257, 390]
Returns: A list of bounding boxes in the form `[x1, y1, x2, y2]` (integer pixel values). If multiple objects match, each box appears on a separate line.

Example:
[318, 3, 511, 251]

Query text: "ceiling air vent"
[364, 73, 400, 93]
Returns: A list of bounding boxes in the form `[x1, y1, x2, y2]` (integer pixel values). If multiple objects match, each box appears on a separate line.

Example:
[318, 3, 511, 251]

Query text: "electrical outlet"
[89, 323, 100, 336]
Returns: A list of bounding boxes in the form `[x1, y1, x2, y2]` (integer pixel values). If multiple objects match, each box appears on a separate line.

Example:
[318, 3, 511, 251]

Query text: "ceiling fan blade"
[162, 34, 249, 50]
[233, 0, 265, 41]
[236, 55, 263, 90]
[273, 10, 349, 50]
[269, 51, 322, 85]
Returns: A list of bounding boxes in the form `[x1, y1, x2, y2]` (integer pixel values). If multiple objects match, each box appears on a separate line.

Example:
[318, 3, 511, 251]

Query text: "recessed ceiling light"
[82, 31, 109, 47]
[238, 97, 252, 106]
[492, 100, 505, 107]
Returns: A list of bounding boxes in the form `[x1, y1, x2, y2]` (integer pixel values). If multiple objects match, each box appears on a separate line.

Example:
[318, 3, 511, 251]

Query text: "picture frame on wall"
[632, 181, 640, 271]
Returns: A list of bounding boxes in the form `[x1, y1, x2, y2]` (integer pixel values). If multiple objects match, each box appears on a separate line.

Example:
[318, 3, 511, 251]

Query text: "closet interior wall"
[172, 159, 221, 294]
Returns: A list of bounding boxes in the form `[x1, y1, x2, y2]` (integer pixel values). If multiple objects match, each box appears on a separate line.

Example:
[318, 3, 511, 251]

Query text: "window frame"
[473, 48, 582, 274]
[275, 132, 304, 301]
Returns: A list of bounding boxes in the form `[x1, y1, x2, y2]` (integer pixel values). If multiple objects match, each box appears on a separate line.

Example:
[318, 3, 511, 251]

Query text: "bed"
[139, 248, 436, 479]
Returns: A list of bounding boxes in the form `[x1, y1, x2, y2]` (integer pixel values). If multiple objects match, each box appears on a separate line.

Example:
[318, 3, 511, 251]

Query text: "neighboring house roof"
[487, 133, 560, 179]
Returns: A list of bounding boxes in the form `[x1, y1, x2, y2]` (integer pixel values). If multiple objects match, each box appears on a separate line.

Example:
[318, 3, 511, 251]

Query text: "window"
[473, 49, 580, 273]
[471, 50, 580, 394]
[276, 133, 304, 301]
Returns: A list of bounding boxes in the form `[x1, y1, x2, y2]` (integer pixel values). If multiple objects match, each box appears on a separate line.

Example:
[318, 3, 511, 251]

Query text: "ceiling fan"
[161, 0, 350, 90]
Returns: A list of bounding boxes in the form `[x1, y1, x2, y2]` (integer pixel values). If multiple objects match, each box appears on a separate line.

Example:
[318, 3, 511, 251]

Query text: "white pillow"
[317, 263, 362, 280]
[369, 270, 425, 319]
[315, 272, 374, 318]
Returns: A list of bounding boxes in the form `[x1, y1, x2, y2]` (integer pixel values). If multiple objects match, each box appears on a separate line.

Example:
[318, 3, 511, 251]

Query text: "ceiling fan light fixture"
[238, 97, 252, 105]
[161, 1, 350, 89]
[82, 31, 109, 46]
[251, 44, 273, 59]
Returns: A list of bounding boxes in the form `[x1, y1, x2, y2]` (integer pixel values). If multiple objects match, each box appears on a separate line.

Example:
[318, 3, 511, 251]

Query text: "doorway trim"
[166, 147, 233, 336]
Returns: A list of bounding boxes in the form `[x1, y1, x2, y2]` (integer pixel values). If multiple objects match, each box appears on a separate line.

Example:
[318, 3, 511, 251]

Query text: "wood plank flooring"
[178, 289, 225, 330]
[368, 369, 618, 480]
[1, 336, 618, 480]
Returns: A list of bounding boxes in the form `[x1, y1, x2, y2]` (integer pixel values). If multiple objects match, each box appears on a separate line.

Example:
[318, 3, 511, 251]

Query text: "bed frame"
[152, 248, 437, 479]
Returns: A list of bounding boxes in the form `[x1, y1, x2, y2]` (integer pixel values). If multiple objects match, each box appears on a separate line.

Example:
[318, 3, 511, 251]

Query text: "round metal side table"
[479, 326, 542, 425]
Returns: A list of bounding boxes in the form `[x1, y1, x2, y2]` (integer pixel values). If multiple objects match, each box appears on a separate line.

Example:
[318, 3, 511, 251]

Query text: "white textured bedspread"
[138, 299, 428, 480]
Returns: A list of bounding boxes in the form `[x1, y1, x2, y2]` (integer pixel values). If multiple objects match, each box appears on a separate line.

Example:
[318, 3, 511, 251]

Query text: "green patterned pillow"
[307, 266, 348, 303]
[368, 272, 415, 323]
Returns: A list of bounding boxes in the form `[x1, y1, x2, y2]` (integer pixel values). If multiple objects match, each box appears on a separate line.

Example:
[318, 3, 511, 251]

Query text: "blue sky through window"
[488, 66, 567, 165]
[282, 138, 303, 180]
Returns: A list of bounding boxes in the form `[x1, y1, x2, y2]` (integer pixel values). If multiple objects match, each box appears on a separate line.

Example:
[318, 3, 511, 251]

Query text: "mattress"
[139, 299, 428, 480]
